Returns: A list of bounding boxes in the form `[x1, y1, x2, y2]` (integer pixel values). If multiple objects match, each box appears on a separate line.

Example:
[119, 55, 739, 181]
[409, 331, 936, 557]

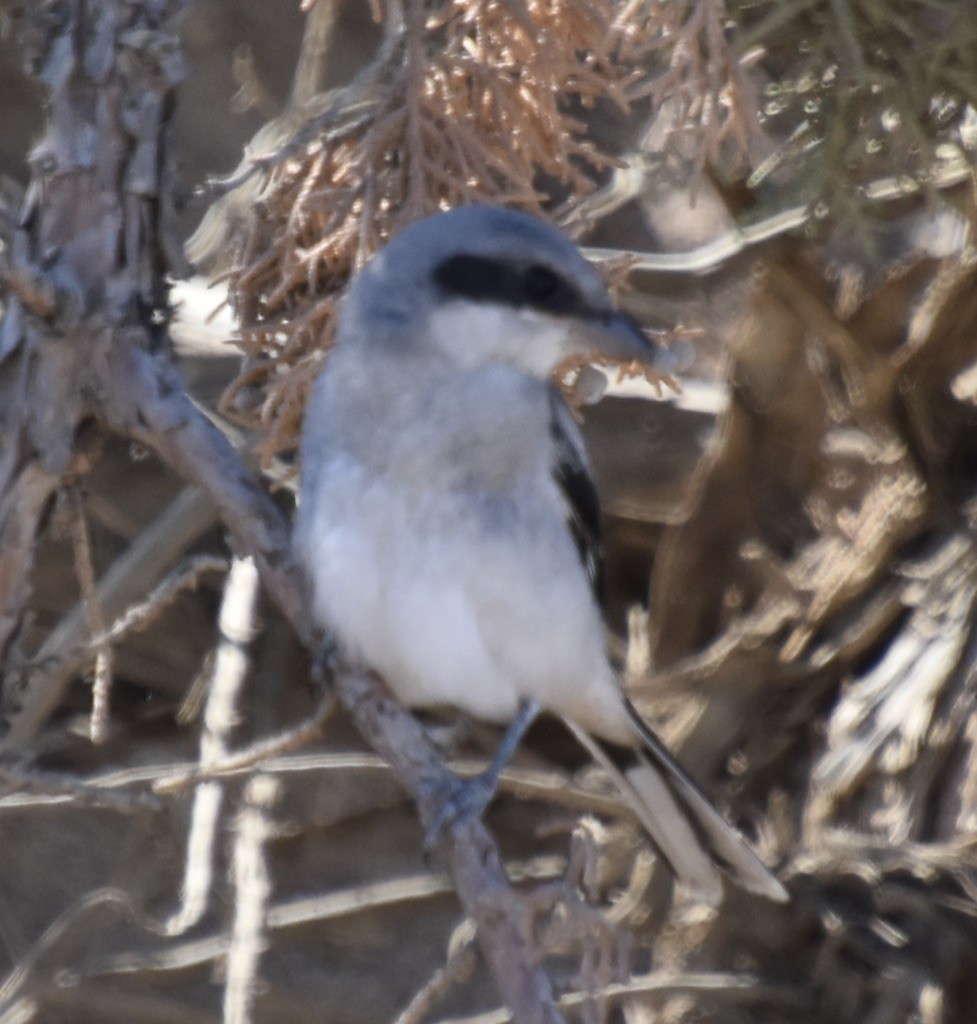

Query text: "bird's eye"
[523, 265, 561, 303]
[433, 254, 587, 316]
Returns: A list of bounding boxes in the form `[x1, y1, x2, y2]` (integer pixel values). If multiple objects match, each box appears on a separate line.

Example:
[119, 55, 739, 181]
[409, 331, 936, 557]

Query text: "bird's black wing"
[547, 388, 602, 599]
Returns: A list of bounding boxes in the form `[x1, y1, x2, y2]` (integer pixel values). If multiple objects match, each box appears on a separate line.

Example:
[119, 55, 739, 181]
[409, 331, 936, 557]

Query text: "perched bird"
[295, 206, 786, 905]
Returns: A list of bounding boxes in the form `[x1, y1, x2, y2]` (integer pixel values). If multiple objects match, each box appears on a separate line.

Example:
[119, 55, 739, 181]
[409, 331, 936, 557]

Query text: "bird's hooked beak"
[569, 309, 672, 375]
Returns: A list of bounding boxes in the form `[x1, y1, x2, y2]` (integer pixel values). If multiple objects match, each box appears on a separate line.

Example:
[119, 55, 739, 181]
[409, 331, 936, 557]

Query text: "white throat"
[428, 301, 572, 378]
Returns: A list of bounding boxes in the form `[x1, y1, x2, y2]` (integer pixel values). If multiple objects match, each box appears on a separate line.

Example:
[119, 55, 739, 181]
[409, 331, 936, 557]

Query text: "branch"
[99, 342, 311, 641]
[0, 0, 193, 726]
[0, 4, 563, 1018]
[0, 462, 60, 672]
[96, 331, 566, 1024]
[0, 487, 217, 750]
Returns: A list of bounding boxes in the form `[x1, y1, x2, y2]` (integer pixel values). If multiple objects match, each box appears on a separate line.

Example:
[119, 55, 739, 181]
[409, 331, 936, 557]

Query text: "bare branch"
[98, 344, 312, 642]
[224, 775, 279, 1024]
[393, 920, 479, 1024]
[66, 486, 114, 744]
[94, 288, 566, 1024]
[95, 555, 229, 648]
[153, 693, 336, 795]
[166, 557, 261, 937]
[337, 670, 566, 1024]
[1, 487, 218, 750]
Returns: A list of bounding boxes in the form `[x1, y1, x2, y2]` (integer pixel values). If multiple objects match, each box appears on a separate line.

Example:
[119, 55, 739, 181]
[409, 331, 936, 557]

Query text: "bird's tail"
[562, 711, 788, 906]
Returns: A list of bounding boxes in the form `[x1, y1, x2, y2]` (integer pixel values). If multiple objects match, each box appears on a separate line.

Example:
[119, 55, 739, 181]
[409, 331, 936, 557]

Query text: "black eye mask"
[433, 254, 595, 319]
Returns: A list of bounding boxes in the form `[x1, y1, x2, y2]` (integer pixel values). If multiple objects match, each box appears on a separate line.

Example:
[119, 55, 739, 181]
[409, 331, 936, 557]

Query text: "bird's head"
[341, 206, 659, 379]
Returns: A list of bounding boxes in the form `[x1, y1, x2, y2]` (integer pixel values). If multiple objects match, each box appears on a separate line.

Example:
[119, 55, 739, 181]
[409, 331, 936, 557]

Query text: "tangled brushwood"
[200, 0, 977, 467]
[197, 0, 761, 463]
[180, 0, 977, 1013]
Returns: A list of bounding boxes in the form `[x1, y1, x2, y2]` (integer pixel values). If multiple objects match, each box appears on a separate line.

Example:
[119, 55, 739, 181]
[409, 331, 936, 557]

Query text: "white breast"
[294, 363, 634, 742]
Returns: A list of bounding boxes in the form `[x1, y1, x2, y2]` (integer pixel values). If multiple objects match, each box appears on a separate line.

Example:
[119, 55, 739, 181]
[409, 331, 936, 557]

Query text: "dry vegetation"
[1, 0, 977, 1022]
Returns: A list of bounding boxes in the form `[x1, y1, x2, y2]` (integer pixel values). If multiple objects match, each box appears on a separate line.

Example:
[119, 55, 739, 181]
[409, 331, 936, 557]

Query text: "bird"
[294, 205, 787, 905]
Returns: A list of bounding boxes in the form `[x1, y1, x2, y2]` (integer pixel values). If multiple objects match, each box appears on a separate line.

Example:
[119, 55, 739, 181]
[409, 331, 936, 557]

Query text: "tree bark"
[0, 0, 189, 725]
[0, 6, 567, 1021]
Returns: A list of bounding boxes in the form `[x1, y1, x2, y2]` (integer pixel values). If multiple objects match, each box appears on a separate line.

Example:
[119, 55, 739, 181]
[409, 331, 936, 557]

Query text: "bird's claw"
[311, 636, 340, 690]
[421, 700, 540, 850]
[422, 771, 498, 850]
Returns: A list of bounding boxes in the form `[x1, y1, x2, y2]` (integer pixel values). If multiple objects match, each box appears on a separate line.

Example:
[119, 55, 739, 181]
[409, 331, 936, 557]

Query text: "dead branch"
[65, 485, 114, 744]
[224, 774, 279, 1024]
[393, 920, 480, 1024]
[153, 692, 336, 794]
[0, 0, 193, 737]
[1, 487, 217, 749]
[0, 5, 573, 1021]
[166, 556, 261, 937]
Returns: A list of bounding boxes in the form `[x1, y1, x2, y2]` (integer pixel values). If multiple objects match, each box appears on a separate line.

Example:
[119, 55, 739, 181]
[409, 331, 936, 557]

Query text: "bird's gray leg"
[425, 698, 540, 847]
[310, 634, 339, 690]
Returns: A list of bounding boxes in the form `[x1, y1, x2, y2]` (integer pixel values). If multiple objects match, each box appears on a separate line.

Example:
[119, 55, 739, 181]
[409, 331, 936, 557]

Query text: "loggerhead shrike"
[295, 206, 786, 905]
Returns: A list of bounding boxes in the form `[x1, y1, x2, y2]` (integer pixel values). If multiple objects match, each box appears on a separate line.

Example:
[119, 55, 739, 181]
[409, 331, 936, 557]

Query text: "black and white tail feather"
[549, 389, 786, 905]
[564, 712, 787, 905]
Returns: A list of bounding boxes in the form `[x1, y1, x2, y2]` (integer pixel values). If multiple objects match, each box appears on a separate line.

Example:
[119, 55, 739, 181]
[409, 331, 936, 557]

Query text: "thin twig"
[223, 774, 279, 1024]
[289, 0, 341, 108]
[0, 487, 219, 751]
[82, 857, 566, 978]
[94, 556, 229, 648]
[0, 889, 147, 1015]
[393, 920, 479, 1024]
[579, 157, 971, 276]
[153, 692, 336, 794]
[66, 485, 113, 744]
[0, 763, 163, 813]
[433, 969, 787, 1024]
[165, 557, 260, 937]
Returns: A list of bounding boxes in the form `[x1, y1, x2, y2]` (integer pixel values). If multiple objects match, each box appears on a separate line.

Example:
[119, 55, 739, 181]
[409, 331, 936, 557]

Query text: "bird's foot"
[310, 635, 340, 690]
[421, 700, 541, 850]
[422, 770, 499, 849]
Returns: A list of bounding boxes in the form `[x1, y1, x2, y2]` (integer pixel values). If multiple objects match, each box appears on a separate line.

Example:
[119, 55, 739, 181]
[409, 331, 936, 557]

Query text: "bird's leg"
[310, 634, 340, 691]
[424, 699, 540, 847]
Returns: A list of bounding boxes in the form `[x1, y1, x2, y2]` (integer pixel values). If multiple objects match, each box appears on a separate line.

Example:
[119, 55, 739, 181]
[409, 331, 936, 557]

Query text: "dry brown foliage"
[200, 0, 760, 463]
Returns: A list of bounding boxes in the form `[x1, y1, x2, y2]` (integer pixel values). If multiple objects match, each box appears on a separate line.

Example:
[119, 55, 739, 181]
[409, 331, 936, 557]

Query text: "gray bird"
[295, 206, 787, 905]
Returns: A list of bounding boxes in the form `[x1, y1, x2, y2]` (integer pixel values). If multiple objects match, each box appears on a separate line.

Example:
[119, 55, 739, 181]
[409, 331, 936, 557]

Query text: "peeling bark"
[0, 1, 189, 717]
